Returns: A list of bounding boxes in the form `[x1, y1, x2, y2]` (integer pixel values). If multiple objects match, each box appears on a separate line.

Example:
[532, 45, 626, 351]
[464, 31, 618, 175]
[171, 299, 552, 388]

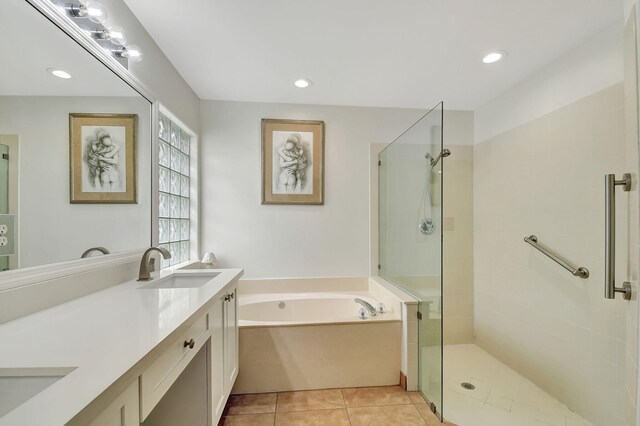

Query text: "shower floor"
[443, 344, 591, 426]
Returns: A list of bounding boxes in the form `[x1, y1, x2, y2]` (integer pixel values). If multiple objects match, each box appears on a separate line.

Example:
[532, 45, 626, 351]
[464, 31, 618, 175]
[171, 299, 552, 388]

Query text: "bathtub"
[239, 292, 399, 326]
[232, 277, 407, 394]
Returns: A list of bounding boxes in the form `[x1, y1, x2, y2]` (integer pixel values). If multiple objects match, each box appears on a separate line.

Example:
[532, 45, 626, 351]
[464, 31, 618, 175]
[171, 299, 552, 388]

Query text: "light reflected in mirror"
[0, 0, 152, 272]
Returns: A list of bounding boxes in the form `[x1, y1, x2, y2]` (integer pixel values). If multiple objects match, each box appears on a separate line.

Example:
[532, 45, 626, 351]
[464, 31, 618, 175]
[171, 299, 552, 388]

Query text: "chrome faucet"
[354, 298, 377, 317]
[138, 247, 171, 281]
[81, 247, 110, 258]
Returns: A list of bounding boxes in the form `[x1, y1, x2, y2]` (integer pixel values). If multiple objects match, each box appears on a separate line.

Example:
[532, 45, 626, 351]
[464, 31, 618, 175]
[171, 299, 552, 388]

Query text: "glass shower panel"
[0, 144, 8, 272]
[379, 103, 444, 419]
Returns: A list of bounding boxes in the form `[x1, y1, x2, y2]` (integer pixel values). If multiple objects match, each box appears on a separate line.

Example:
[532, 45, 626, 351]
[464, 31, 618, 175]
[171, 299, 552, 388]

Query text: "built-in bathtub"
[231, 277, 417, 394]
[240, 292, 397, 326]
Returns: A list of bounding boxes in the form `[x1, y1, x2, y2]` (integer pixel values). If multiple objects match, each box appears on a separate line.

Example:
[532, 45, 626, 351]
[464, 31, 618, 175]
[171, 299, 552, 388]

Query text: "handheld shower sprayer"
[418, 148, 451, 235]
[425, 148, 451, 168]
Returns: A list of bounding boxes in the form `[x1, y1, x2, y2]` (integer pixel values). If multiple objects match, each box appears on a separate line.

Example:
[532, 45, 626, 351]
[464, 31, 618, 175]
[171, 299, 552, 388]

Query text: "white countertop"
[0, 267, 243, 426]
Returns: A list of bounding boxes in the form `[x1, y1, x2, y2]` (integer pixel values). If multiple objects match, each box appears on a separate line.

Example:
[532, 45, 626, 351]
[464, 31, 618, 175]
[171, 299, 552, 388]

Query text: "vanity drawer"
[140, 314, 209, 420]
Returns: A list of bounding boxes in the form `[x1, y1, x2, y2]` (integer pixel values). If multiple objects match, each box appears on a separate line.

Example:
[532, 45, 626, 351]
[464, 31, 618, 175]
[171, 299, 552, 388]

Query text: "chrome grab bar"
[604, 174, 632, 300]
[524, 235, 589, 279]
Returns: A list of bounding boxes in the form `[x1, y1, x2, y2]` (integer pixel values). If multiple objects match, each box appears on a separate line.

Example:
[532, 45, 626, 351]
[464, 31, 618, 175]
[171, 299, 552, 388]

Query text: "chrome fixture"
[418, 218, 435, 235]
[64, 1, 107, 24]
[354, 298, 377, 317]
[419, 148, 450, 235]
[425, 148, 451, 168]
[377, 303, 386, 314]
[80, 246, 110, 258]
[55, 0, 143, 65]
[524, 235, 589, 279]
[605, 173, 632, 300]
[137, 247, 171, 281]
[111, 44, 144, 62]
[357, 307, 368, 320]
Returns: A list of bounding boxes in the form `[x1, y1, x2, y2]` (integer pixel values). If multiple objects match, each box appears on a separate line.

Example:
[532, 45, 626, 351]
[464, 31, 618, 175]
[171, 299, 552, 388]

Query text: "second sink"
[138, 272, 220, 289]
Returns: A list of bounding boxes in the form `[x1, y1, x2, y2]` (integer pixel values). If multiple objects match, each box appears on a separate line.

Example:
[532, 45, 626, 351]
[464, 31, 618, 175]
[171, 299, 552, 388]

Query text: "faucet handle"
[357, 307, 368, 320]
[378, 303, 386, 314]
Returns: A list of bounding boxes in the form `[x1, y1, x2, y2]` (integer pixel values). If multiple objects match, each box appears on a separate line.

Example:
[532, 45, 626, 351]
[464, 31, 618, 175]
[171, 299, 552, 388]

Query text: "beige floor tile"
[218, 413, 275, 425]
[276, 389, 345, 412]
[224, 393, 277, 415]
[409, 391, 428, 404]
[415, 404, 460, 425]
[342, 385, 412, 407]
[275, 408, 350, 425]
[348, 405, 427, 425]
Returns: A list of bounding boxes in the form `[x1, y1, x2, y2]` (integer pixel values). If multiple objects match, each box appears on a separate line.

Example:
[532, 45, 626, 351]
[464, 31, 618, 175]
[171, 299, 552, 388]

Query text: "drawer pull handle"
[184, 338, 195, 349]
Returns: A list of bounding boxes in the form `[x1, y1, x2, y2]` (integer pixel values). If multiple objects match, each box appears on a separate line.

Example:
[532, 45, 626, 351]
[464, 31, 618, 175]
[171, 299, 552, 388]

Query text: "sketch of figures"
[262, 119, 324, 205]
[84, 127, 122, 191]
[274, 132, 313, 194]
[70, 113, 137, 204]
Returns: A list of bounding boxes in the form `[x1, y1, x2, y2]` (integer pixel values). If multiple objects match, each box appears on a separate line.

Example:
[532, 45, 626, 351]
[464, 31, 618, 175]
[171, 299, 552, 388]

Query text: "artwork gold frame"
[261, 119, 325, 205]
[69, 113, 137, 204]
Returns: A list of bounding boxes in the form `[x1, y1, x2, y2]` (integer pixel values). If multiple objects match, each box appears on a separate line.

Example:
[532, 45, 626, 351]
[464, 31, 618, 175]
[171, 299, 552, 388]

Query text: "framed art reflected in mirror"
[69, 113, 137, 204]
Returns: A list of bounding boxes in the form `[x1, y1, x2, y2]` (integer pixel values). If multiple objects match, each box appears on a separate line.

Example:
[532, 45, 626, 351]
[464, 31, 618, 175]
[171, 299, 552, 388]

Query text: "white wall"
[475, 22, 624, 144]
[199, 100, 427, 278]
[0, 96, 151, 268]
[102, 0, 200, 131]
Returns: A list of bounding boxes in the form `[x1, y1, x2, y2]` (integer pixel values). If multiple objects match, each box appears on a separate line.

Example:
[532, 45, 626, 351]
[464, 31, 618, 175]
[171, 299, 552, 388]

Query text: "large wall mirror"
[0, 0, 152, 272]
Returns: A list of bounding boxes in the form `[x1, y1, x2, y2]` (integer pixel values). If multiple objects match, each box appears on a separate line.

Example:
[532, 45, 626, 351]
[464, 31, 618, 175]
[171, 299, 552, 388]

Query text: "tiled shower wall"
[443, 145, 474, 344]
[474, 83, 636, 426]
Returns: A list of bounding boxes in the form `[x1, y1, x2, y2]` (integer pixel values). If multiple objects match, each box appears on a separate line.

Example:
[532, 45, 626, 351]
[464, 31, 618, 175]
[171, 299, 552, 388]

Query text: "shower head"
[425, 149, 451, 167]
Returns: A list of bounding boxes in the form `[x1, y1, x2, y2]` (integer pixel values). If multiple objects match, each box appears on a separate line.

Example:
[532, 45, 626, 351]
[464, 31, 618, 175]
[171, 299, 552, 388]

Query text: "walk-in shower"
[419, 148, 451, 235]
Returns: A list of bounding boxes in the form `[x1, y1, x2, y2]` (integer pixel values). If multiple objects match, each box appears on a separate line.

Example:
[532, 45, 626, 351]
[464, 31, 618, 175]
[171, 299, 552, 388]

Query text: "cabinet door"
[210, 296, 226, 423]
[223, 285, 238, 394]
[88, 380, 139, 426]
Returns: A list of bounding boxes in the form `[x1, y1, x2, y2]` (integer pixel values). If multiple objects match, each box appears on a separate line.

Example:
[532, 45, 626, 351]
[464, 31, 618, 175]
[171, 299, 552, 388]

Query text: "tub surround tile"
[276, 389, 345, 412]
[219, 413, 276, 425]
[347, 404, 427, 425]
[274, 408, 350, 425]
[223, 393, 277, 415]
[342, 385, 413, 406]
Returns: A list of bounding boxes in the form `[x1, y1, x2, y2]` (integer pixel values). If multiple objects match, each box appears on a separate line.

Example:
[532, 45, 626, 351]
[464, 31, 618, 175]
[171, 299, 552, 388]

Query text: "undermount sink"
[138, 272, 220, 289]
[0, 367, 76, 417]
[179, 262, 217, 270]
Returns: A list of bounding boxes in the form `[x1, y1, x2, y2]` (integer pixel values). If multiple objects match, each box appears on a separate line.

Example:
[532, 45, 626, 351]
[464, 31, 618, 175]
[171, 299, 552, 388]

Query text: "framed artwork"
[261, 119, 325, 205]
[69, 113, 137, 204]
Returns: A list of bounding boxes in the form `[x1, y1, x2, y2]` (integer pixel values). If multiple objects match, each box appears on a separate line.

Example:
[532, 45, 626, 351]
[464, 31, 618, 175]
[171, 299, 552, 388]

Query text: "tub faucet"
[354, 298, 377, 317]
[138, 247, 171, 281]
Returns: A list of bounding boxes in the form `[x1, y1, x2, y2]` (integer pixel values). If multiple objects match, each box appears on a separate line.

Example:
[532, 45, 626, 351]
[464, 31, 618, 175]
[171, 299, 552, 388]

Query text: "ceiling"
[124, 0, 622, 110]
[0, 0, 139, 97]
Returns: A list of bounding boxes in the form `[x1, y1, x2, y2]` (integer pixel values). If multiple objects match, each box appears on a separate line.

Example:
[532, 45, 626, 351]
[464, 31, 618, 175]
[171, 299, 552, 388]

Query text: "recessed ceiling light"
[47, 68, 72, 79]
[482, 51, 507, 64]
[294, 78, 312, 88]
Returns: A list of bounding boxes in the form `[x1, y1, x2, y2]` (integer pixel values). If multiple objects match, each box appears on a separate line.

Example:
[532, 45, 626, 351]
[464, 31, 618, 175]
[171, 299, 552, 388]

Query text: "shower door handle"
[604, 173, 632, 300]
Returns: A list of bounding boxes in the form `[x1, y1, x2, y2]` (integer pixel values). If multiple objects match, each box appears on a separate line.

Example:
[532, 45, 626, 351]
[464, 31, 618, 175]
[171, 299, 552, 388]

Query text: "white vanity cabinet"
[87, 380, 139, 426]
[223, 285, 238, 395]
[210, 282, 239, 424]
[61, 274, 242, 426]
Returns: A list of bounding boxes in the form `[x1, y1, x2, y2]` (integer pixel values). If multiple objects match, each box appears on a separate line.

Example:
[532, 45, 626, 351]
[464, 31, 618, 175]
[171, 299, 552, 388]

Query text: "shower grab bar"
[524, 235, 589, 279]
[604, 173, 632, 300]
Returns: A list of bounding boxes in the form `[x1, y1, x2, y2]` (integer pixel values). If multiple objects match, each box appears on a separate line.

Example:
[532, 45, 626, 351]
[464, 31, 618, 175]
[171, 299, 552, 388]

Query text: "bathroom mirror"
[0, 0, 152, 272]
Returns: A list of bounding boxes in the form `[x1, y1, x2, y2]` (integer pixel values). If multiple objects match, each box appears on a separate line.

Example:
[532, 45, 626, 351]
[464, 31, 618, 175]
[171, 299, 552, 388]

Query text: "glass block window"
[158, 113, 190, 268]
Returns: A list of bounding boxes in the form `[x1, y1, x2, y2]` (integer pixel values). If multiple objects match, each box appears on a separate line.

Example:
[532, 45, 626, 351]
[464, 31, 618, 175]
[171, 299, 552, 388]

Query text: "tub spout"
[354, 298, 377, 317]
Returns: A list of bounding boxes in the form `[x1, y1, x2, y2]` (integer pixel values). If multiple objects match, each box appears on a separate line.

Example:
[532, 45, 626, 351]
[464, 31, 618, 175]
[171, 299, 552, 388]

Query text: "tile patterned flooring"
[219, 386, 456, 425]
[444, 345, 593, 426]
[220, 345, 595, 425]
